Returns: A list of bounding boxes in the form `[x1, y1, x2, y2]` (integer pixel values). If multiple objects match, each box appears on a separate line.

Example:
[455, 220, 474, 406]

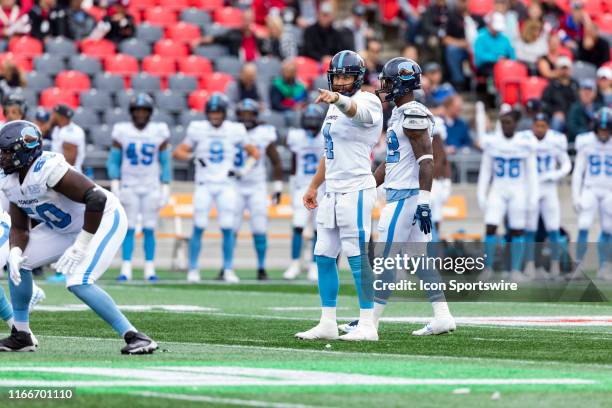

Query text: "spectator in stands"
[363, 39, 383, 89]
[415, 0, 451, 64]
[226, 63, 264, 106]
[258, 13, 296, 60]
[59, 0, 96, 40]
[28, 0, 63, 41]
[443, 94, 472, 152]
[398, 0, 421, 44]
[493, 0, 519, 44]
[541, 55, 579, 131]
[567, 79, 601, 142]
[443, 0, 471, 91]
[514, 7, 549, 71]
[102, 0, 135, 44]
[517, 98, 542, 131]
[401, 44, 419, 61]
[0, 0, 31, 38]
[337, 4, 373, 53]
[0, 59, 25, 100]
[537, 32, 564, 80]
[252, 0, 285, 26]
[577, 24, 610, 68]
[508, 0, 528, 21]
[269, 59, 307, 112]
[34, 107, 50, 140]
[540, 0, 565, 28]
[596, 66, 612, 106]
[559, 1, 591, 50]
[473, 12, 515, 77]
[423, 62, 456, 106]
[301, 2, 343, 62]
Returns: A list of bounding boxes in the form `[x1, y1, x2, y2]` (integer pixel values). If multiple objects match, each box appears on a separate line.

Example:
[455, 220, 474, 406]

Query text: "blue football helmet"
[129, 92, 154, 112]
[376, 57, 422, 102]
[594, 106, 611, 131]
[236, 98, 259, 129]
[205, 92, 229, 127]
[301, 104, 325, 133]
[0, 120, 43, 174]
[327, 50, 366, 96]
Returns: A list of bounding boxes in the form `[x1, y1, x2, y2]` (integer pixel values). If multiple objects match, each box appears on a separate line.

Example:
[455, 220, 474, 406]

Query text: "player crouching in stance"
[519, 113, 571, 280]
[284, 104, 326, 281]
[174, 93, 259, 283]
[234, 98, 283, 280]
[0, 121, 157, 353]
[108, 93, 172, 282]
[572, 107, 612, 280]
[477, 106, 538, 282]
[294, 50, 383, 341]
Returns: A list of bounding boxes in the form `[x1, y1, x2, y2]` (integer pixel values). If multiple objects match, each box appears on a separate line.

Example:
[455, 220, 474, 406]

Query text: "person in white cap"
[596, 66, 611, 106]
[541, 55, 579, 132]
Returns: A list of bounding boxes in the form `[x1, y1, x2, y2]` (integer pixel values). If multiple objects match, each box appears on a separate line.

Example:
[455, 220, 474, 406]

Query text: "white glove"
[159, 184, 171, 208]
[110, 179, 121, 197]
[7, 247, 27, 286]
[477, 195, 487, 212]
[55, 231, 93, 275]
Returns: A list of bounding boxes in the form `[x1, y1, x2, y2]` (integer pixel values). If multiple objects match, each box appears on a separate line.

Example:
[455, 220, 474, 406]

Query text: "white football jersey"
[433, 115, 447, 141]
[287, 128, 324, 189]
[238, 124, 277, 184]
[322, 90, 383, 192]
[111, 121, 170, 188]
[481, 130, 537, 189]
[50, 122, 86, 173]
[185, 120, 248, 184]
[517, 129, 569, 184]
[574, 132, 612, 190]
[384, 101, 435, 191]
[0, 152, 117, 234]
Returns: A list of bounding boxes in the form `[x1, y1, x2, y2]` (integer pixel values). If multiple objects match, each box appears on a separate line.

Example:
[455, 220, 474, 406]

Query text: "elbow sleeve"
[106, 147, 122, 180]
[84, 187, 107, 213]
[159, 149, 172, 183]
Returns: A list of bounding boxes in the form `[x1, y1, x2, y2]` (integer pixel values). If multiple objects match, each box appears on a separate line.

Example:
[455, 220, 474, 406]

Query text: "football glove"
[55, 231, 93, 275]
[271, 181, 283, 206]
[412, 204, 432, 235]
[7, 247, 27, 286]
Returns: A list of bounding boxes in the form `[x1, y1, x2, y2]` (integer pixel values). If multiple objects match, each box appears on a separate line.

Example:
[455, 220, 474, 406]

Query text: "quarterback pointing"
[295, 50, 383, 341]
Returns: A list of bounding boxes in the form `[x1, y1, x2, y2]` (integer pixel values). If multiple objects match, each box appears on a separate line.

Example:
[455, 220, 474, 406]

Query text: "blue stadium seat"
[93, 73, 125, 93]
[72, 107, 100, 130]
[179, 109, 206, 127]
[151, 110, 175, 126]
[45, 37, 77, 58]
[80, 89, 113, 112]
[104, 108, 131, 126]
[154, 90, 187, 114]
[260, 110, 287, 136]
[215, 55, 242, 78]
[168, 73, 198, 93]
[25, 71, 53, 92]
[68, 55, 102, 76]
[130, 73, 161, 92]
[194, 44, 229, 59]
[90, 125, 113, 149]
[180, 8, 212, 29]
[119, 38, 152, 60]
[33, 54, 66, 76]
[115, 90, 137, 109]
[170, 125, 186, 146]
[255, 56, 282, 80]
[135, 23, 164, 44]
[11, 88, 37, 108]
[571, 61, 597, 81]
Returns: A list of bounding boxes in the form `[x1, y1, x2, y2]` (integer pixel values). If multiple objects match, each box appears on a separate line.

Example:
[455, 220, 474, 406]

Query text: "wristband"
[334, 93, 352, 113]
[9, 247, 22, 258]
[417, 190, 431, 205]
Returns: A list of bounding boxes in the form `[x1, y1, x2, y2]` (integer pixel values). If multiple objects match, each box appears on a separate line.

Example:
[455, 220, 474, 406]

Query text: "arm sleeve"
[183, 123, 198, 148]
[526, 149, 539, 204]
[571, 149, 585, 204]
[159, 148, 172, 183]
[46, 160, 71, 188]
[106, 146, 122, 180]
[351, 93, 382, 127]
[477, 150, 492, 206]
[548, 145, 572, 181]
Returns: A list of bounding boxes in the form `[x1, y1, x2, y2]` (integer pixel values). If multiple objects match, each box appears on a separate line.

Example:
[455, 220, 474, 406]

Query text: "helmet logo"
[21, 126, 40, 149]
[397, 62, 415, 81]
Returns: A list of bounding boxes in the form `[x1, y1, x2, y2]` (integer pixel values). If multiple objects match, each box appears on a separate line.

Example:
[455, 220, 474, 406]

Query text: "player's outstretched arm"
[405, 128, 433, 234]
[7, 203, 29, 285]
[571, 150, 585, 212]
[374, 161, 386, 187]
[548, 148, 572, 182]
[526, 151, 539, 209]
[303, 157, 325, 209]
[477, 151, 492, 210]
[172, 143, 193, 161]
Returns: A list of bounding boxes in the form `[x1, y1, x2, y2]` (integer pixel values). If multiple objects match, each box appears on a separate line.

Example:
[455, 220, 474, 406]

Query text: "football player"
[295, 50, 383, 341]
[107, 93, 171, 282]
[49, 104, 86, 173]
[477, 106, 539, 282]
[234, 98, 283, 281]
[519, 113, 571, 279]
[430, 115, 451, 243]
[0, 120, 157, 354]
[283, 104, 326, 282]
[572, 107, 612, 280]
[173, 93, 259, 283]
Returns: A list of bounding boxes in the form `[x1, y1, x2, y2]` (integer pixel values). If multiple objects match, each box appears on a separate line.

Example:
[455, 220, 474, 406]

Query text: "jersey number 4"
[126, 143, 155, 166]
[24, 203, 72, 229]
[323, 123, 334, 159]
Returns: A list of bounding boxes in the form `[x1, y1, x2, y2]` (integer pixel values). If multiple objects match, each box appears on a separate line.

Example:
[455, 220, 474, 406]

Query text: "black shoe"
[257, 268, 268, 280]
[0, 327, 36, 352]
[216, 268, 224, 281]
[121, 331, 158, 355]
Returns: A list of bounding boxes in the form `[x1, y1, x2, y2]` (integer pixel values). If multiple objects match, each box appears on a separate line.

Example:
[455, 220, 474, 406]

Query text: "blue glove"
[412, 204, 432, 235]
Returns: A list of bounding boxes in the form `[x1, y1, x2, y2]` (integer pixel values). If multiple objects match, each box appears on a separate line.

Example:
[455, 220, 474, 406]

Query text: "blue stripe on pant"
[348, 190, 373, 309]
[83, 209, 120, 285]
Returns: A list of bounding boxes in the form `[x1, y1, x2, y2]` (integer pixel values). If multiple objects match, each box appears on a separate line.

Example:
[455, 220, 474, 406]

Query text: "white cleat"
[338, 319, 359, 334]
[596, 263, 612, 281]
[118, 261, 132, 282]
[30, 332, 38, 347]
[187, 269, 201, 283]
[29, 285, 45, 313]
[144, 262, 157, 282]
[223, 269, 240, 283]
[535, 267, 550, 280]
[549, 261, 561, 280]
[477, 267, 493, 281]
[339, 321, 378, 341]
[523, 262, 537, 280]
[283, 261, 301, 280]
[509, 270, 528, 283]
[412, 316, 456, 336]
[307, 262, 318, 282]
[295, 319, 339, 340]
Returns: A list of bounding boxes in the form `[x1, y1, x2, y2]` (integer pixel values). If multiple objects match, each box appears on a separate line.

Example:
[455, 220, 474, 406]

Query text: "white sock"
[359, 308, 374, 324]
[14, 321, 29, 332]
[373, 302, 386, 326]
[432, 301, 451, 319]
[6, 317, 14, 329]
[144, 261, 155, 277]
[321, 307, 336, 322]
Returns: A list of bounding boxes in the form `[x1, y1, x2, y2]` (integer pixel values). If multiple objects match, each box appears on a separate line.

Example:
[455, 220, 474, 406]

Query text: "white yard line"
[130, 392, 329, 408]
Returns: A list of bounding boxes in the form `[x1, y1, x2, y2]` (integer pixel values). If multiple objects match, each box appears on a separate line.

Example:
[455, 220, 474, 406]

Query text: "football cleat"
[477, 267, 493, 282]
[523, 262, 537, 280]
[29, 284, 45, 312]
[147, 275, 159, 283]
[187, 269, 201, 283]
[46, 272, 66, 283]
[223, 269, 240, 283]
[338, 319, 359, 333]
[549, 261, 561, 280]
[30, 332, 38, 348]
[295, 320, 339, 340]
[509, 270, 529, 283]
[121, 331, 158, 355]
[283, 261, 301, 280]
[596, 263, 612, 281]
[257, 268, 268, 281]
[339, 320, 378, 341]
[307, 262, 318, 282]
[144, 263, 156, 281]
[412, 316, 456, 336]
[118, 262, 132, 282]
[0, 327, 36, 352]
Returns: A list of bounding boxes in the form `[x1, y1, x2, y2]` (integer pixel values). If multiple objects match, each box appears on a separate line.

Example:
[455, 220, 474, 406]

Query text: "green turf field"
[1, 268, 611, 408]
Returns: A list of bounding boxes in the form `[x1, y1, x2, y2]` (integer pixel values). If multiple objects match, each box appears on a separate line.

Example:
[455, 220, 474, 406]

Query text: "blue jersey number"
[494, 157, 521, 178]
[24, 203, 72, 229]
[209, 141, 224, 163]
[126, 143, 155, 166]
[386, 129, 400, 163]
[322, 123, 333, 159]
[589, 154, 612, 176]
[234, 143, 245, 167]
[303, 153, 319, 174]
[537, 155, 552, 174]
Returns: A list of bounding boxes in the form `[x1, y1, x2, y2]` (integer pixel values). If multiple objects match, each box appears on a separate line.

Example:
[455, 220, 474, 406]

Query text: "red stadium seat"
[166, 22, 201, 42]
[595, 14, 612, 33]
[0, 52, 32, 71]
[468, 0, 494, 15]
[159, 0, 190, 10]
[584, 0, 603, 16]
[154, 39, 189, 58]
[293, 56, 320, 86]
[55, 70, 91, 92]
[131, 0, 158, 10]
[86, 6, 107, 21]
[40, 88, 79, 109]
[200, 72, 233, 92]
[188, 89, 209, 110]
[190, 0, 224, 11]
[143, 55, 177, 76]
[178, 55, 213, 76]
[81, 39, 116, 58]
[520, 76, 549, 104]
[555, 0, 571, 13]
[381, 0, 400, 23]
[8, 36, 43, 58]
[144, 7, 177, 27]
[321, 55, 333, 73]
[104, 54, 139, 76]
[214, 7, 243, 28]
[604, 0, 612, 12]
[493, 59, 528, 89]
